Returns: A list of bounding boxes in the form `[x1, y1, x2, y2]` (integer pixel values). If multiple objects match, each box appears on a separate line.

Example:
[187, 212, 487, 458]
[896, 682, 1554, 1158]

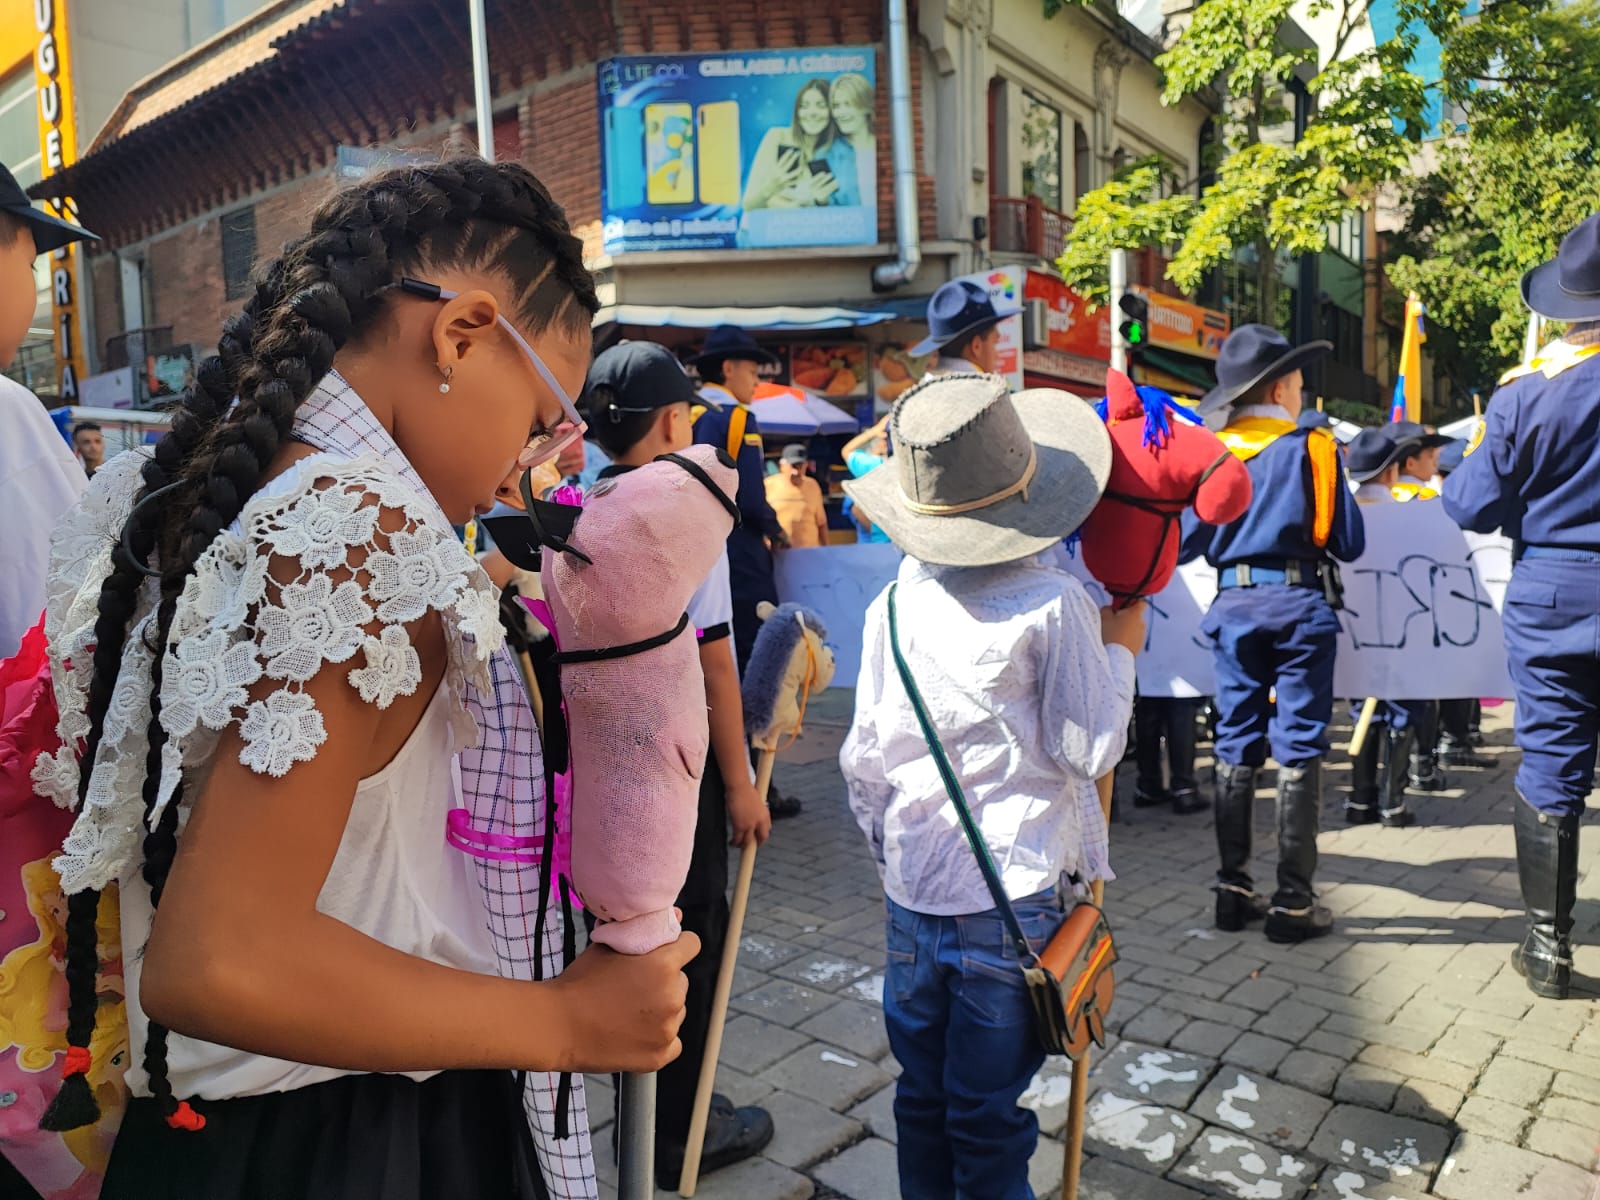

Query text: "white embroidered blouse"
[36, 372, 596, 1197]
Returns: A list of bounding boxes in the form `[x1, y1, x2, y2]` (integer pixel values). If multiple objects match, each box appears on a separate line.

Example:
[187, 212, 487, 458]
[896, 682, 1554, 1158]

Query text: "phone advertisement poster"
[597, 48, 879, 254]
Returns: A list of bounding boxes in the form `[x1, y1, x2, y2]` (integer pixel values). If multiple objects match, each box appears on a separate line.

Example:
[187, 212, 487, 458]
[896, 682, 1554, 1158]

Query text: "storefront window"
[1019, 93, 1063, 211]
[0, 68, 40, 190]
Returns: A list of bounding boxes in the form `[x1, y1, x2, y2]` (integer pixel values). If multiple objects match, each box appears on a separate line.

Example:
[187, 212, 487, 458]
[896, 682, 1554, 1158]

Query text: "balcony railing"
[990, 195, 1073, 263]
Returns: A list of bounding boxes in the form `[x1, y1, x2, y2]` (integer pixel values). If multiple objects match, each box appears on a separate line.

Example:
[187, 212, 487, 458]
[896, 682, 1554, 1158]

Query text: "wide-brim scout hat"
[688, 324, 781, 371]
[1197, 323, 1332, 417]
[1521, 211, 1600, 323]
[1346, 427, 1410, 484]
[1384, 419, 1450, 452]
[844, 373, 1110, 568]
[1, 164, 97, 253]
[1436, 438, 1467, 475]
[910, 280, 1022, 357]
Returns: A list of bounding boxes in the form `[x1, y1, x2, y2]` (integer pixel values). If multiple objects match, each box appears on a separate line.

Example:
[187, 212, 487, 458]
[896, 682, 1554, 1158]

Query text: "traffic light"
[1118, 291, 1149, 349]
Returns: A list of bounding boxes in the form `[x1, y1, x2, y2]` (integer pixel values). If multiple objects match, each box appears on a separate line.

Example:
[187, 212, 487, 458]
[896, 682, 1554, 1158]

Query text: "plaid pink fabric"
[294, 372, 595, 1197]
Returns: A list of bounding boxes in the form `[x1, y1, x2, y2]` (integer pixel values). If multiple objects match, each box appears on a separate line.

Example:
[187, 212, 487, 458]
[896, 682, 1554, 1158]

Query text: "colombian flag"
[1390, 295, 1425, 423]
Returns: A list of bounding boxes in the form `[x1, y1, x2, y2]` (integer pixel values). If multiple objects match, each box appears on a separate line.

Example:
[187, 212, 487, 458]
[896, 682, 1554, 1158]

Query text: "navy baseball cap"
[585, 340, 714, 417]
[1, 164, 97, 253]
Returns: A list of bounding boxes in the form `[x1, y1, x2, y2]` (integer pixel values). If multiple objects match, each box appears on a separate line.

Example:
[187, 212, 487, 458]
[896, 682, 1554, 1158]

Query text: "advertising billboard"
[597, 48, 878, 254]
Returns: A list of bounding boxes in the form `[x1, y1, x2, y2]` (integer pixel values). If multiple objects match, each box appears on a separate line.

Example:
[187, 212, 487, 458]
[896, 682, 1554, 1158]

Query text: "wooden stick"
[513, 648, 545, 739]
[679, 749, 776, 1197]
[1348, 696, 1380, 758]
[1062, 771, 1116, 1200]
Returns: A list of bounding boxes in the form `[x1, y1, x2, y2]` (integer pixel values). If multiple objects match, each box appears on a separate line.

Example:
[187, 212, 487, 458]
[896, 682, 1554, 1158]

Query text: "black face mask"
[480, 451, 738, 573]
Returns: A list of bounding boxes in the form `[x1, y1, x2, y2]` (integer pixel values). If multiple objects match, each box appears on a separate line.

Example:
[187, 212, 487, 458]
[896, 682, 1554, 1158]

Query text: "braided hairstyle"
[40, 159, 599, 1134]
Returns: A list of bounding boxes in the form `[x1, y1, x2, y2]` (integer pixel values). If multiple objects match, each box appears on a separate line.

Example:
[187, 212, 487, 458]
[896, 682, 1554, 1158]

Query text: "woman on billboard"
[742, 78, 860, 209]
[828, 73, 876, 211]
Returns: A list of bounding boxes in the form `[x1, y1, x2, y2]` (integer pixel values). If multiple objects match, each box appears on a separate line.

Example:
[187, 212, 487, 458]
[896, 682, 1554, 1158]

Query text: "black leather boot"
[1407, 702, 1449, 791]
[1264, 761, 1333, 943]
[1381, 726, 1417, 827]
[1168, 702, 1206, 814]
[1213, 763, 1266, 930]
[1510, 795, 1580, 1000]
[1345, 731, 1380, 824]
[1438, 699, 1494, 767]
[1133, 698, 1168, 807]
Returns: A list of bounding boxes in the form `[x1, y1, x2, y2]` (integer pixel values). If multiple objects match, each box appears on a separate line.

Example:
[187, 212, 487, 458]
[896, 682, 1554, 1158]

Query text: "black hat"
[1383, 419, 1450, 453]
[1521, 212, 1600, 323]
[911, 280, 1021, 357]
[586, 340, 711, 416]
[1, 164, 97, 253]
[1346, 427, 1408, 484]
[1196, 323, 1332, 416]
[688, 325, 780, 370]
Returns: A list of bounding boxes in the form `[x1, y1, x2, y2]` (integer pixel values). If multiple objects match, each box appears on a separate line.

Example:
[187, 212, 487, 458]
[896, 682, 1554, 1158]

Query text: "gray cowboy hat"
[844, 374, 1111, 568]
[1196, 323, 1332, 417]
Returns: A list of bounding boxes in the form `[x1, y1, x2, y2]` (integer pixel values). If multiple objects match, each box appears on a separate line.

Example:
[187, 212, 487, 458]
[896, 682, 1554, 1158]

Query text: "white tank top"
[121, 683, 499, 1099]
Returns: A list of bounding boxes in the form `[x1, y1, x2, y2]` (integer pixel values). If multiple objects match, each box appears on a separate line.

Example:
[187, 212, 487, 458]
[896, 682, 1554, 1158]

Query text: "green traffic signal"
[1117, 291, 1150, 350]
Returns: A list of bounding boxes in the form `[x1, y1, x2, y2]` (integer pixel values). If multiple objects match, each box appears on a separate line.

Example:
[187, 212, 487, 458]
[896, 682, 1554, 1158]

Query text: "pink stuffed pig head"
[541, 446, 738, 649]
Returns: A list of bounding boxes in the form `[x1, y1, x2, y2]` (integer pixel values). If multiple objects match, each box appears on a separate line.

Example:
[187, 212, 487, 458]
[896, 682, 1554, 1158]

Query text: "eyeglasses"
[398, 278, 588, 469]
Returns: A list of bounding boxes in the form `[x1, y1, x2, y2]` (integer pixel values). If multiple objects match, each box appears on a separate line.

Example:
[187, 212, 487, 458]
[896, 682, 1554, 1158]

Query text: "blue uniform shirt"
[693, 387, 783, 542]
[1184, 422, 1365, 567]
[1443, 350, 1600, 547]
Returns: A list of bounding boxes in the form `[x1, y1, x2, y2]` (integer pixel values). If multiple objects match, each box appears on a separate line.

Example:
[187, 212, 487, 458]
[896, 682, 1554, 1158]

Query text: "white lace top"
[35, 449, 504, 895]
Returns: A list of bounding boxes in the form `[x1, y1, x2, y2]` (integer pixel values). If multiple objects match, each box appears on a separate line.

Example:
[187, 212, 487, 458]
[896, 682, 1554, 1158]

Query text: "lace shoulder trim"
[35, 452, 504, 895]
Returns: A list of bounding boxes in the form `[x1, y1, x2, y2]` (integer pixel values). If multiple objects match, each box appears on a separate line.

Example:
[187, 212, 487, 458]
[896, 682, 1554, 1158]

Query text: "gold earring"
[438, 365, 453, 394]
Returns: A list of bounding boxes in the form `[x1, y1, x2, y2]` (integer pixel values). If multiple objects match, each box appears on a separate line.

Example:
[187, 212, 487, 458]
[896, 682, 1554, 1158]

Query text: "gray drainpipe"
[872, 0, 922, 291]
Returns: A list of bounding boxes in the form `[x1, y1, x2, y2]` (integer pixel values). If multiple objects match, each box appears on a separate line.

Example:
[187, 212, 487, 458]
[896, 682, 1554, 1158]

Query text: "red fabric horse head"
[1079, 370, 1252, 604]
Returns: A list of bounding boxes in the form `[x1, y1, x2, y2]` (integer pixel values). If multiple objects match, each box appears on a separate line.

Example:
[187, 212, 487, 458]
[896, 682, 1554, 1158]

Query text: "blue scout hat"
[1436, 438, 1467, 475]
[1383, 419, 1450, 452]
[1197, 324, 1332, 417]
[1346, 427, 1409, 484]
[910, 280, 1022, 357]
[687, 325, 781, 370]
[1522, 212, 1600, 323]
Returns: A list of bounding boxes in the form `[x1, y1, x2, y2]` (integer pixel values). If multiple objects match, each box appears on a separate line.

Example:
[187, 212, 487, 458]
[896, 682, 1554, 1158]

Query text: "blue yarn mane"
[742, 602, 829, 736]
[1133, 385, 1201, 449]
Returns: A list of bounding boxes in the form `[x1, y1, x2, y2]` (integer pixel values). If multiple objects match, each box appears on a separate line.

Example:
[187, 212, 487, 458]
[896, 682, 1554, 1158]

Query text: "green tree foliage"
[1059, 0, 1446, 314]
[1388, 0, 1600, 393]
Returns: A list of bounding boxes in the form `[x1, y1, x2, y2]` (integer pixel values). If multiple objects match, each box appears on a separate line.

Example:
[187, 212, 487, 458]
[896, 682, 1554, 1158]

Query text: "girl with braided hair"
[30, 159, 697, 1199]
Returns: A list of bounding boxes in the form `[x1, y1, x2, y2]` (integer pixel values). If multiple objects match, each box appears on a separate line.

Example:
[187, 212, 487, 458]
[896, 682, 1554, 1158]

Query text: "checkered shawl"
[294, 373, 595, 1197]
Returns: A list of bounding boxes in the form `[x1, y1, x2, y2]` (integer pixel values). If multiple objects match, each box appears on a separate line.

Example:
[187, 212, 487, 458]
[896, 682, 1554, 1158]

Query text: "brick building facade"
[37, 0, 1210, 406]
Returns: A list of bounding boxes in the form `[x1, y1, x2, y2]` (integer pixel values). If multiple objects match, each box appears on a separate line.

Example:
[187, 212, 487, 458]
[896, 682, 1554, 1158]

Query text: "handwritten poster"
[1139, 501, 1515, 699]
[774, 542, 902, 687]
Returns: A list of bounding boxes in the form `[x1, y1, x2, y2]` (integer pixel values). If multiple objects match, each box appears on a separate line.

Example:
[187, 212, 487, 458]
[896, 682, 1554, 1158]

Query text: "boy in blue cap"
[1185, 325, 1365, 942]
[1443, 211, 1600, 999]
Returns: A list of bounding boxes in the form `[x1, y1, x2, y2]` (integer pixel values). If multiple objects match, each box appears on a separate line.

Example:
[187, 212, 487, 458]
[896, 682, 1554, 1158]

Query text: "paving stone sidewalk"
[592, 692, 1600, 1199]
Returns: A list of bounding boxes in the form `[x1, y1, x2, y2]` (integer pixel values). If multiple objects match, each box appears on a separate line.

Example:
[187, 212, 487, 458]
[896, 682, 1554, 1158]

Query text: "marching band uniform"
[1187, 326, 1365, 943]
[1443, 212, 1600, 1000]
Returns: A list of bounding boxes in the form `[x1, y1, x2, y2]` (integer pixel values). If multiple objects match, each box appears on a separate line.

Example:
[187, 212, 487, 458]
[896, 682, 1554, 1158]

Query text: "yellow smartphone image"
[696, 101, 742, 206]
[645, 102, 695, 205]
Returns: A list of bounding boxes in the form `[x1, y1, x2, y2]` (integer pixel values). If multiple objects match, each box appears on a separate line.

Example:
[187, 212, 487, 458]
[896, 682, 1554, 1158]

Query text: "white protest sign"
[1139, 500, 1515, 700]
[774, 542, 903, 687]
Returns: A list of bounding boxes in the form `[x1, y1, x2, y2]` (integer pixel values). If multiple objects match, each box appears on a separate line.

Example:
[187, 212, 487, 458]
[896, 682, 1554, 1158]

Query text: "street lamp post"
[467, 0, 495, 163]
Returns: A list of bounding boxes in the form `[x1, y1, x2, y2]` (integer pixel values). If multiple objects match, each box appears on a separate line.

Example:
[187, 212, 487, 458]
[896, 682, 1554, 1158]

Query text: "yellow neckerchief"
[1390, 480, 1438, 502]
[1499, 339, 1600, 384]
[1220, 412, 1339, 548]
[1219, 415, 1296, 462]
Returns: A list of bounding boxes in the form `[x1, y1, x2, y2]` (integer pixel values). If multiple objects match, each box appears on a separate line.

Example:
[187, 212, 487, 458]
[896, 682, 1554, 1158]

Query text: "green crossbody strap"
[886, 584, 1039, 966]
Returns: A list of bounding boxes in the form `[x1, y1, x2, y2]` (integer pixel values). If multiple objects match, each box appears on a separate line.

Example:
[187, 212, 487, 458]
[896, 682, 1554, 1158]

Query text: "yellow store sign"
[32, 0, 86, 400]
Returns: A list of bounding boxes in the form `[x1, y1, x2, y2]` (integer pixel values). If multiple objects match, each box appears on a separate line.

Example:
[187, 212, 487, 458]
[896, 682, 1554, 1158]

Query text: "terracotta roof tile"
[91, 0, 346, 150]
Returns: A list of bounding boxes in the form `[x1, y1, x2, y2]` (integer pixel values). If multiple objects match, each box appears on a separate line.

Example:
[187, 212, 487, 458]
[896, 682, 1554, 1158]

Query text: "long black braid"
[41, 159, 599, 1134]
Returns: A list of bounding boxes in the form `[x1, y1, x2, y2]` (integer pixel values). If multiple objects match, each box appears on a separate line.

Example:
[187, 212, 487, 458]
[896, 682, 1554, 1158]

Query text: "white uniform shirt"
[0, 376, 86, 658]
[842, 553, 1134, 915]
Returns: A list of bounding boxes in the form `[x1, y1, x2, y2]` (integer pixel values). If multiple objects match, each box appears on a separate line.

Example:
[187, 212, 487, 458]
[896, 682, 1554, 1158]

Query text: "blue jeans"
[884, 892, 1064, 1200]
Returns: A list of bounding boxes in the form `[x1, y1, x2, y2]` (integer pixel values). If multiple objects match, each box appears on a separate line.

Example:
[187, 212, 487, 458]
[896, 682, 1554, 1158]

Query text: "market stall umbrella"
[749, 383, 860, 437]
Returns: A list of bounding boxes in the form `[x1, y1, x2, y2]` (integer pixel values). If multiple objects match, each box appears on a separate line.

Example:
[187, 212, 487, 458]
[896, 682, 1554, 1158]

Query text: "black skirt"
[101, 1069, 549, 1200]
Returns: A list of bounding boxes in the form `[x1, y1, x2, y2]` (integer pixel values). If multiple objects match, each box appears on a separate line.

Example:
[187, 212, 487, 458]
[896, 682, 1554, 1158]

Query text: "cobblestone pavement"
[592, 691, 1600, 1199]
